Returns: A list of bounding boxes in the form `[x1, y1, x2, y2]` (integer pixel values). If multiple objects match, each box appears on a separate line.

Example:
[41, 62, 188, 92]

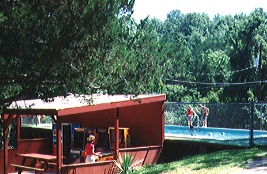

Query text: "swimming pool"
[164, 125, 267, 147]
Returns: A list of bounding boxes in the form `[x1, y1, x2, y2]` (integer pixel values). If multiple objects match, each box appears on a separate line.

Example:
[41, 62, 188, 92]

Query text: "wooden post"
[17, 115, 21, 145]
[1, 113, 6, 174]
[4, 121, 8, 174]
[114, 108, 119, 160]
[3, 114, 12, 174]
[161, 101, 165, 145]
[56, 118, 62, 174]
[0, 113, 3, 173]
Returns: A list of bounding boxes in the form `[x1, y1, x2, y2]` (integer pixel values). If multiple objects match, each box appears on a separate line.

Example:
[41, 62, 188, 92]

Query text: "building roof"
[5, 94, 166, 116]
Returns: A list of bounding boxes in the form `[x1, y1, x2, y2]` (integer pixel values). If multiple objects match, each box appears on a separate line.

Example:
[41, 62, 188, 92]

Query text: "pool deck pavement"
[246, 157, 267, 173]
[232, 156, 267, 174]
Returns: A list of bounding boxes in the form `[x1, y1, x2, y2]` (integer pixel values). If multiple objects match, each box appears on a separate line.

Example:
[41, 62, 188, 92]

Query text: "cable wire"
[186, 66, 256, 76]
[165, 79, 266, 86]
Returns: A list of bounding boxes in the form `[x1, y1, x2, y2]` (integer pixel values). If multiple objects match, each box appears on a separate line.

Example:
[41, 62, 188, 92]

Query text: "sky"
[132, 0, 267, 21]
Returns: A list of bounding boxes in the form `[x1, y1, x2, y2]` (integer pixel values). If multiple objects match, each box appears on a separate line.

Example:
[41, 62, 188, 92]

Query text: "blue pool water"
[164, 125, 267, 146]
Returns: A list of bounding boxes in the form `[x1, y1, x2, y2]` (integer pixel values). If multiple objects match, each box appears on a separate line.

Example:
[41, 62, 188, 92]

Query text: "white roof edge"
[7, 94, 164, 110]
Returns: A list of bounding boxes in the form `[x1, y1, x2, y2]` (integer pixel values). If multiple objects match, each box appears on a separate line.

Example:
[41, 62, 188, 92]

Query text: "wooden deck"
[9, 172, 55, 174]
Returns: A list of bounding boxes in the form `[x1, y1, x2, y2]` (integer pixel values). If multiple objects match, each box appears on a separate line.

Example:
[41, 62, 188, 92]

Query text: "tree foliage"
[0, 1, 267, 105]
[160, 8, 267, 103]
[0, 0, 137, 105]
[0, 0, 167, 106]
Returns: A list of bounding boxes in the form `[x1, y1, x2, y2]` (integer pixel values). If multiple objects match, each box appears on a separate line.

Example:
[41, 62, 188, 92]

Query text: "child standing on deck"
[187, 105, 197, 129]
[199, 104, 209, 127]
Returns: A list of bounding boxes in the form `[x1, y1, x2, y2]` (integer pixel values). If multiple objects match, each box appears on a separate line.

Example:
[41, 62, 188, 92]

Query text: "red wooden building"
[1, 94, 166, 174]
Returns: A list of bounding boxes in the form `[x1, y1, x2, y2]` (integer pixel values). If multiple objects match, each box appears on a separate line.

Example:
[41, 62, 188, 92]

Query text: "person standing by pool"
[203, 106, 209, 127]
[199, 104, 209, 127]
[187, 105, 197, 129]
[198, 104, 205, 126]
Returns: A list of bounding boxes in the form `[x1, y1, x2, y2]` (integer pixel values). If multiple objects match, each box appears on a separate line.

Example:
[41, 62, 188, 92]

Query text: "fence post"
[249, 101, 254, 147]
[179, 102, 182, 120]
[260, 103, 263, 130]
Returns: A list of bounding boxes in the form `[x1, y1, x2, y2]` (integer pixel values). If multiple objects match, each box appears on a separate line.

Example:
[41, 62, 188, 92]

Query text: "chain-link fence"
[165, 102, 267, 129]
[160, 102, 267, 163]
[164, 102, 267, 147]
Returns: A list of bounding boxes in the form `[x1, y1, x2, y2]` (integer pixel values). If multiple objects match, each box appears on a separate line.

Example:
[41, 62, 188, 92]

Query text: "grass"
[133, 147, 267, 174]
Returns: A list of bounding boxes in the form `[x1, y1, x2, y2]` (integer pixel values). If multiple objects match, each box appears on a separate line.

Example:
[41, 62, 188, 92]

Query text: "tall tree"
[224, 9, 265, 102]
[0, 0, 135, 106]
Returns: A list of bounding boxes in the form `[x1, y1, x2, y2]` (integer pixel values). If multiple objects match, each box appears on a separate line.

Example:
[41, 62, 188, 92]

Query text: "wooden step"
[10, 163, 45, 172]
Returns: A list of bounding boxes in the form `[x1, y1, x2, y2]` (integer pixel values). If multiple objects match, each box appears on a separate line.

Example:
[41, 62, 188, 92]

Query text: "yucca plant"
[113, 153, 143, 174]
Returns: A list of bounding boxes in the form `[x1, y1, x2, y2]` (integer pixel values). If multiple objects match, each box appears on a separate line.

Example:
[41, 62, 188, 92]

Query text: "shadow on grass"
[134, 148, 267, 174]
[181, 148, 264, 171]
[133, 163, 177, 174]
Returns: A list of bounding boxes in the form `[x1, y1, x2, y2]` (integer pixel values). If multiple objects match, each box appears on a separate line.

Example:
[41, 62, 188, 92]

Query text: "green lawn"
[133, 148, 267, 174]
